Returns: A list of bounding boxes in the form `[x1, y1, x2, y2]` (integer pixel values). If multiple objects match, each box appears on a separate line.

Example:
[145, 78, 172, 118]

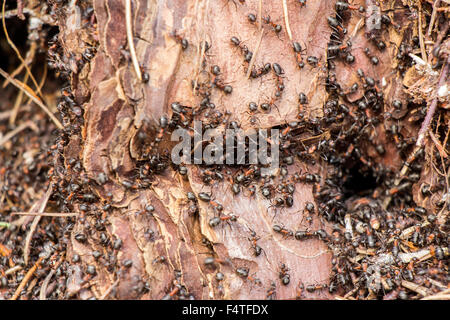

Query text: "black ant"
[363, 47, 380, 65]
[292, 41, 306, 68]
[171, 31, 188, 50]
[302, 201, 315, 225]
[266, 282, 276, 300]
[279, 263, 290, 285]
[335, 1, 364, 14]
[209, 214, 238, 228]
[305, 283, 328, 293]
[272, 224, 294, 238]
[250, 63, 272, 78]
[248, 229, 263, 257]
[327, 16, 347, 35]
[263, 16, 282, 34]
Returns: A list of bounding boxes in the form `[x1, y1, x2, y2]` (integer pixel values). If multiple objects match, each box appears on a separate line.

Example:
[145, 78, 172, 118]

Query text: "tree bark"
[54, 0, 420, 299]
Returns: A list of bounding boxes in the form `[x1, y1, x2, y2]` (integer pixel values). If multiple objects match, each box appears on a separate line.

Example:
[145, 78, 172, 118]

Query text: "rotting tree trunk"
[52, 0, 424, 299]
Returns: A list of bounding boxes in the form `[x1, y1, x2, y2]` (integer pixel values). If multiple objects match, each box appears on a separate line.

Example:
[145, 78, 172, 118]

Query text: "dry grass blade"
[2, 0, 41, 96]
[100, 279, 120, 300]
[39, 269, 55, 300]
[23, 184, 53, 265]
[427, 0, 441, 36]
[417, 1, 427, 62]
[2, 40, 36, 89]
[246, 29, 264, 79]
[11, 212, 79, 217]
[193, 0, 210, 91]
[125, 0, 142, 81]
[258, 0, 262, 31]
[0, 67, 63, 130]
[40, 255, 63, 300]
[282, 0, 293, 41]
[9, 72, 29, 125]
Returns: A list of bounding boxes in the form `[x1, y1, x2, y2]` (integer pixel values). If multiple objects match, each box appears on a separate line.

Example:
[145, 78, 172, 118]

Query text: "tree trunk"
[50, 0, 449, 300]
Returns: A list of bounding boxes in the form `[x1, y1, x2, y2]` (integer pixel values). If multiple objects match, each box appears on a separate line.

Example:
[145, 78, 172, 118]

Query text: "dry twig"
[421, 288, 450, 300]
[401, 280, 429, 297]
[10, 257, 43, 300]
[9, 72, 29, 125]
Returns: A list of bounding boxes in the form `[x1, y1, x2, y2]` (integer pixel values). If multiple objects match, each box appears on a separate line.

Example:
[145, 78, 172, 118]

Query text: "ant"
[246, 102, 260, 126]
[269, 196, 287, 212]
[305, 283, 328, 293]
[292, 41, 306, 68]
[327, 16, 347, 35]
[306, 56, 320, 67]
[298, 92, 308, 113]
[327, 41, 352, 60]
[230, 36, 253, 63]
[248, 229, 263, 257]
[209, 214, 238, 228]
[302, 201, 315, 225]
[279, 263, 290, 285]
[236, 267, 261, 285]
[247, 185, 257, 197]
[293, 224, 314, 239]
[272, 224, 294, 238]
[152, 255, 167, 264]
[363, 47, 380, 65]
[262, 15, 282, 34]
[250, 63, 272, 78]
[335, 1, 364, 14]
[295, 281, 305, 299]
[266, 282, 276, 300]
[210, 67, 233, 94]
[162, 282, 187, 300]
[292, 171, 319, 184]
[171, 31, 188, 50]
